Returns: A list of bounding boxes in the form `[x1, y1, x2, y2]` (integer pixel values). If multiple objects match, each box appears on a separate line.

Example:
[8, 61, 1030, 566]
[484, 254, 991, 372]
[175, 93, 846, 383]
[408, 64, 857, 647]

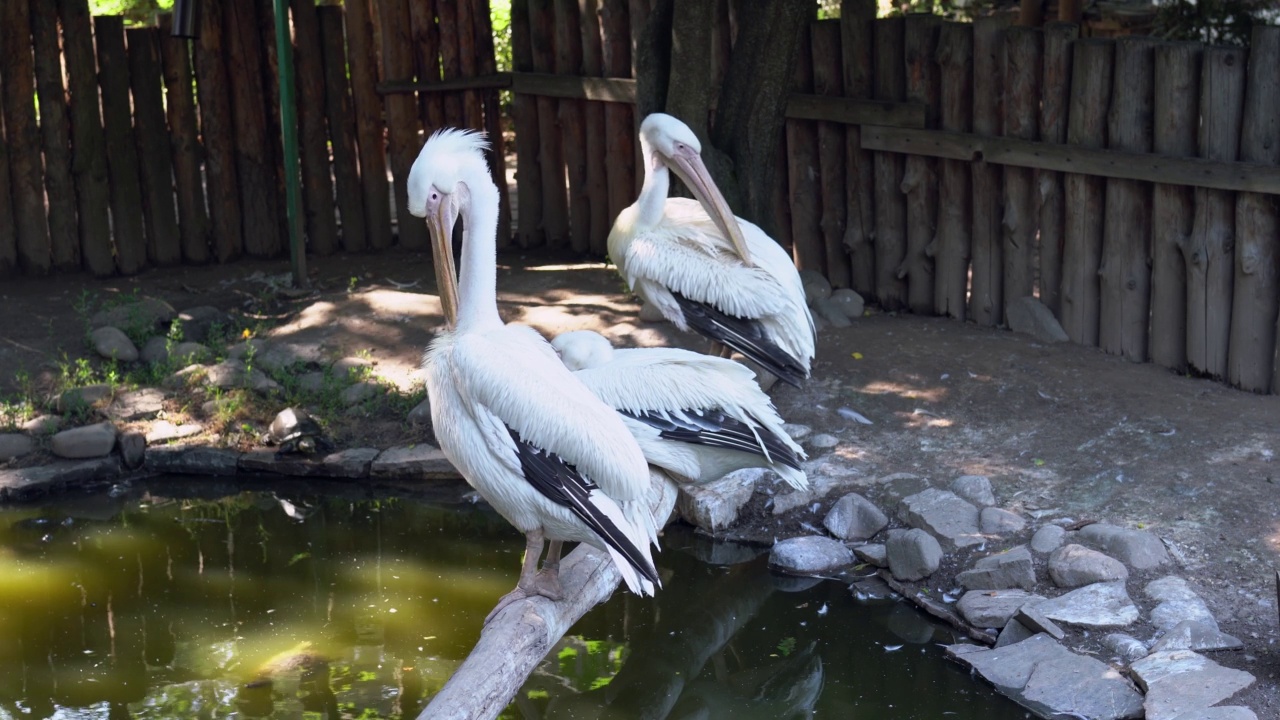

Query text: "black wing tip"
[670, 293, 808, 387]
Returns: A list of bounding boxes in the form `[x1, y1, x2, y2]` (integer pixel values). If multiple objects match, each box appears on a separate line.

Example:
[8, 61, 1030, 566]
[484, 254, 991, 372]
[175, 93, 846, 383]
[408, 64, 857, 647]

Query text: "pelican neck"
[455, 181, 503, 333]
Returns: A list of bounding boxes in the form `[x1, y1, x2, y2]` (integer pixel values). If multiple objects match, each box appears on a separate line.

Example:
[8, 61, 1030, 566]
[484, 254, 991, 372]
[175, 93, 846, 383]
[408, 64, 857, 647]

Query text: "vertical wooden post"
[1187, 46, 1246, 379]
[0, 74, 13, 275]
[1037, 22, 1077, 318]
[1002, 27, 1042, 313]
[257, 0, 286, 249]
[601, 0, 635, 236]
[901, 13, 941, 314]
[629, 0, 652, 191]
[840, 0, 876, 298]
[159, 21, 211, 264]
[2, 0, 51, 274]
[318, 5, 369, 253]
[1149, 42, 1201, 373]
[1232, 26, 1280, 392]
[813, 19, 849, 289]
[127, 27, 182, 267]
[934, 21, 972, 320]
[1060, 39, 1112, 346]
[511, 0, 545, 248]
[553, 0, 591, 253]
[409, 0, 446, 134]
[788, 21, 824, 276]
[872, 15, 907, 310]
[1099, 37, 1157, 362]
[291, 0, 340, 256]
[194, 0, 245, 262]
[457, 0, 485, 129]
[29, 0, 79, 270]
[346, 0, 394, 250]
[970, 13, 1012, 325]
[380, 0, 429, 250]
[582, 0, 611, 255]
[95, 15, 148, 275]
[474, 0, 513, 248]
[531, 0, 569, 247]
[438, 0, 465, 126]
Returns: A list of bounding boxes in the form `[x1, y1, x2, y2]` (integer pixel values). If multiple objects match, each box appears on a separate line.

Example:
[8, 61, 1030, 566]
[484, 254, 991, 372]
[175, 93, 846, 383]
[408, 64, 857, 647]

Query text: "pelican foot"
[483, 571, 564, 625]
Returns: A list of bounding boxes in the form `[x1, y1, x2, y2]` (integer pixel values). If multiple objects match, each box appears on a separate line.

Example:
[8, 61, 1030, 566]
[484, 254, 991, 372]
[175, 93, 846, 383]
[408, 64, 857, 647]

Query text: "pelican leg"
[485, 530, 564, 625]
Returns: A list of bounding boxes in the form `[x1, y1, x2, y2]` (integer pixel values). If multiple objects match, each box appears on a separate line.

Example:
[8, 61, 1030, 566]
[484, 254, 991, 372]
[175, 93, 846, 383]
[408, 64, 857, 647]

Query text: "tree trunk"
[96, 15, 148, 275]
[194, 0, 244, 263]
[228, 0, 285, 259]
[127, 27, 182, 267]
[934, 21, 972, 320]
[30, 0, 79, 271]
[3, 0, 51, 274]
[159, 21, 211, 265]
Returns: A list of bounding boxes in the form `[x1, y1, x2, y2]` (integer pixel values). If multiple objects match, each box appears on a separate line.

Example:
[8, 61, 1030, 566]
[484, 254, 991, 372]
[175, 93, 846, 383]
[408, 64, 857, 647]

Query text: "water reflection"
[0, 480, 1024, 719]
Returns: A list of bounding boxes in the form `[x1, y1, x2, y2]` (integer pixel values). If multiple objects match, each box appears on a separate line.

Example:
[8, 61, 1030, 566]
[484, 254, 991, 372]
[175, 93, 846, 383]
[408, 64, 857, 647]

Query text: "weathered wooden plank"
[30, 0, 78, 270]
[785, 93, 926, 128]
[95, 15, 148, 275]
[1061, 39, 1112, 347]
[511, 0, 544, 248]
[1037, 22, 1078, 318]
[380, 0, 429, 250]
[1149, 42, 1201, 373]
[0, 21, 15, 275]
[581, 0, 610, 255]
[530, 0, 570, 247]
[194, 0, 244, 262]
[1232, 26, 1280, 393]
[127, 27, 182, 266]
[3, 0, 51, 274]
[408, 0, 446, 133]
[934, 21, 972, 320]
[474, 0, 513, 248]
[901, 13, 941, 314]
[1187, 46, 1246, 379]
[970, 13, 1012, 326]
[158, 19, 210, 264]
[873, 16, 907, 310]
[438, 0, 465, 125]
[840, 0, 877, 298]
[1099, 37, 1157, 362]
[457, 0, 486, 129]
[346, 0, 393, 250]
[1002, 27, 1041, 317]
[226, 0, 284, 258]
[292, 0, 340, 256]
[788, 21, 824, 276]
[601, 0, 635, 236]
[553, 0, 591, 253]
[256, 0, 286, 251]
[318, 5, 368, 253]
[813, 19, 849, 289]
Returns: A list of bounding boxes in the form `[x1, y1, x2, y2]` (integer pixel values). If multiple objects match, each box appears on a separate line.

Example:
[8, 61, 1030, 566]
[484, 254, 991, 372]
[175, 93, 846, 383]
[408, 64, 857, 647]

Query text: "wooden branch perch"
[419, 470, 678, 720]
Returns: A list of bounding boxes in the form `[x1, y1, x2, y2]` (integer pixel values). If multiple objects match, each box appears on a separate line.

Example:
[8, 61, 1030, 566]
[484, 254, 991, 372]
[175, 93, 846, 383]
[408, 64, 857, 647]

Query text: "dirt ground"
[1, 247, 1277, 712]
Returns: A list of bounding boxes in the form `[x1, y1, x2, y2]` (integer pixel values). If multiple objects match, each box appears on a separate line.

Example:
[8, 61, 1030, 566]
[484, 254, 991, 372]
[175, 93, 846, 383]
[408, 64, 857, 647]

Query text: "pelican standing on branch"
[608, 113, 816, 387]
[552, 330, 809, 490]
[409, 129, 661, 616]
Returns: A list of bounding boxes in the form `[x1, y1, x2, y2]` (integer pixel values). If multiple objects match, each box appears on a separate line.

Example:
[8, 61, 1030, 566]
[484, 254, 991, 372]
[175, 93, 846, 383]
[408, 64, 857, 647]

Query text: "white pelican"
[608, 113, 816, 387]
[551, 330, 808, 490]
[409, 129, 661, 613]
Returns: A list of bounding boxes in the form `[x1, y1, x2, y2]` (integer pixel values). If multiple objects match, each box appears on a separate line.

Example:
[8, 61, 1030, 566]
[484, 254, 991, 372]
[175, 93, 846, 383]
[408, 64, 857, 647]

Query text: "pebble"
[957, 546, 1036, 590]
[50, 422, 119, 459]
[90, 297, 176, 331]
[950, 474, 996, 507]
[956, 589, 1046, 628]
[885, 528, 943, 581]
[1131, 650, 1255, 720]
[768, 535, 855, 575]
[783, 423, 811, 441]
[340, 381, 382, 406]
[1048, 544, 1129, 587]
[980, 506, 1027, 534]
[827, 288, 864, 319]
[823, 492, 888, 541]
[897, 487, 983, 550]
[1035, 580, 1139, 628]
[89, 327, 140, 362]
[21, 415, 61, 435]
[807, 433, 839, 449]
[0, 434, 35, 459]
[56, 383, 112, 413]
[1077, 522, 1170, 570]
[1030, 524, 1067, 554]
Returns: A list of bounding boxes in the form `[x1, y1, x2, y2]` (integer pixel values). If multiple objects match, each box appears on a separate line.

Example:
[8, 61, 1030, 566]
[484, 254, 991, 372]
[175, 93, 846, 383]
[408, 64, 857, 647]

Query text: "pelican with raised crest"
[409, 129, 661, 616]
[608, 113, 816, 387]
[552, 329, 808, 490]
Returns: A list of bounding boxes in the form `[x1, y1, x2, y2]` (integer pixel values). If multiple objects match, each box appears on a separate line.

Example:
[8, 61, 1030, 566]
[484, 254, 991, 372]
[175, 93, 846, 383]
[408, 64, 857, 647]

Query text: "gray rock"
[878, 472, 930, 504]
[1030, 524, 1067, 554]
[996, 618, 1036, 648]
[1015, 604, 1066, 640]
[799, 269, 832, 305]
[769, 535, 854, 575]
[1048, 544, 1130, 587]
[897, 487, 983, 550]
[118, 431, 146, 470]
[90, 326, 140, 362]
[677, 469, 761, 532]
[225, 338, 269, 360]
[256, 342, 325, 372]
[638, 300, 666, 322]
[783, 423, 812, 441]
[1171, 709, 1258, 720]
[56, 383, 112, 412]
[370, 444, 460, 480]
[175, 306, 230, 343]
[205, 359, 280, 394]
[146, 446, 240, 475]
[813, 298, 853, 328]
[239, 447, 380, 479]
[827, 288, 864, 319]
[950, 475, 996, 507]
[0, 434, 35, 459]
[22, 415, 61, 435]
[333, 356, 373, 379]
[341, 381, 382, 406]
[145, 421, 203, 444]
[1146, 576, 1218, 632]
[1150, 620, 1243, 653]
[1077, 522, 1170, 570]
[854, 543, 887, 567]
[885, 528, 943, 581]
[168, 342, 210, 365]
[948, 633, 1067, 692]
[106, 388, 166, 421]
[297, 371, 327, 393]
[200, 397, 236, 417]
[823, 493, 888, 541]
[1036, 581, 1139, 628]
[1020, 650, 1144, 720]
[407, 398, 432, 424]
[807, 432, 839, 449]
[0, 456, 122, 501]
[957, 546, 1036, 590]
[1104, 633, 1151, 663]
[140, 336, 169, 364]
[162, 364, 206, 390]
[956, 589, 1046, 628]
[1006, 296, 1069, 344]
[980, 506, 1027, 534]
[1131, 650, 1255, 720]
[50, 422, 118, 459]
[90, 297, 176, 331]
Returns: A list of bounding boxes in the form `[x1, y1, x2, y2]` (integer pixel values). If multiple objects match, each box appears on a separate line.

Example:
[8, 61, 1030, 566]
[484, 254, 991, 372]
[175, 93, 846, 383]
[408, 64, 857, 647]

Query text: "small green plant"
[348, 276, 359, 294]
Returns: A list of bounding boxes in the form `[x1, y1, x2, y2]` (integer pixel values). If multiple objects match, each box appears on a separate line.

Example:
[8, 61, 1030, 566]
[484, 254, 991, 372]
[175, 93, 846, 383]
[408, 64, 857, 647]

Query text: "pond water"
[0, 479, 1026, 719]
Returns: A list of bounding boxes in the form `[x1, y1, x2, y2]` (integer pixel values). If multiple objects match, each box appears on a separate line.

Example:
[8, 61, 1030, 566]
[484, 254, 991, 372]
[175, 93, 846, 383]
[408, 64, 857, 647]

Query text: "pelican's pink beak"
[667, 147, 752, 266]
[424, 188, 461, 326]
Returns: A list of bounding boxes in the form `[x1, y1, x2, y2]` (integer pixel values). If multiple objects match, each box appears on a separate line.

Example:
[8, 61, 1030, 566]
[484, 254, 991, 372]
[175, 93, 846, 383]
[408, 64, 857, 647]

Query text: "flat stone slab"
[878, 473, 931, 504]
[1049, 543, 1129, 587]
[341, 381, 382, 405]
[0, 456, 122, 501]
[769, 535, 855, 575]
[1147, 576, 1218, 631]
[677, 469, 761, 532]
[1030, 524, 1066, 553]
[50, 422, 118, 459]
[897, 487, 983, 550]
[369, 444, 460, 480]
[90, 296, 176, 330]
[958, 546, 1036, 591]
[1036, 581, 1139, 628]
[239, 448, 380, 479]
[823, 492, 888, 541]
[1150, 620, 1243, 653]
[106, 388, 166, 421]
[1077, 522, 1170, 570]
[948, 634, 1068, 693]
[145, 421, 204, 444]
[90, 326, 139, 362]
[885, 527, 942, 581]
[995, 618, 1036, 648]
[1131, 650, 1255, 720]
[205, 359, 281, 394]
[1007, 296, 1069, 344]
[957, 589, 1047, 628]
[1020, 649, 1144, 719]
[950, 474, 996, 507]
[56, 383, 113, 412]
[1104, 633, 1151, 663]
[1171, 708, 1258, 720]
[0, 433, 35, 459]
[1015, 603, 1065, 640]
[980, 506, 1026, 534]
[854, 543, 887, 568]
[146, 446, 242, 476]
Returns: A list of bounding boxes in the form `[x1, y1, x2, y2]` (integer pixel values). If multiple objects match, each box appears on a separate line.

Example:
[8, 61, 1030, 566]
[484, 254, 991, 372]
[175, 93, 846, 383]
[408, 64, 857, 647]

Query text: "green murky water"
[0, 479, 1026, 719]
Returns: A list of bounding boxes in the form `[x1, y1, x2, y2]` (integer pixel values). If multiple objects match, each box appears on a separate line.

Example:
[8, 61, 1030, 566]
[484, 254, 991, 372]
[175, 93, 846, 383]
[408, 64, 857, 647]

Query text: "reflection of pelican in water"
[669, 641, 824, 720]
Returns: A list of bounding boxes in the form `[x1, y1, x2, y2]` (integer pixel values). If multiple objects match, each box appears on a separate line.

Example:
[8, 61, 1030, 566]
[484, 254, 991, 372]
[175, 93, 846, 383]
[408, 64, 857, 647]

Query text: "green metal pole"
[273, 0, 309, 289]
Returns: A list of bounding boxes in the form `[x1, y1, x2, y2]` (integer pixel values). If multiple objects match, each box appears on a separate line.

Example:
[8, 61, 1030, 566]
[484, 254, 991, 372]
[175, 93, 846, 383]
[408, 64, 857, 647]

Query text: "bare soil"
[1, 247, 1277, 713]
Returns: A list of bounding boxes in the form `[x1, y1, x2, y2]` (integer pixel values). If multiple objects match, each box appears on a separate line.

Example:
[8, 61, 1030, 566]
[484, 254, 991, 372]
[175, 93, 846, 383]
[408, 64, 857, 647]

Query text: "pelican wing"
[621, 408, 803, 472]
